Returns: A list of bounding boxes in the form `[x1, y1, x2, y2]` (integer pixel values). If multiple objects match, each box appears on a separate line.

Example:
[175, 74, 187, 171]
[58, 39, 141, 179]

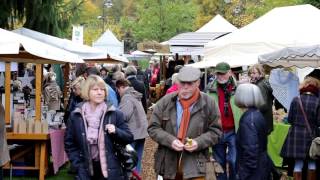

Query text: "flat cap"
[177, 66, 201, 82]
[215, 62, 231, 74]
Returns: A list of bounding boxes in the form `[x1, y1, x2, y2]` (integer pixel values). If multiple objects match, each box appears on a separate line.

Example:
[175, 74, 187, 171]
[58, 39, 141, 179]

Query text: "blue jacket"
[64, 102, 133, 180]
[236, 108, 272, 180]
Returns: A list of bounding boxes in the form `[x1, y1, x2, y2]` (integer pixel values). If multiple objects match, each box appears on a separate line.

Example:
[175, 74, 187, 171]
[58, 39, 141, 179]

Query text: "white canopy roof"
[258, 44, 320, 68]
[0, 28, 84, 63]
[13, 28, 127, 63]
[193, 4, 320, 68]
[92, 29, 124, 56]
[196, 14, 237, 33]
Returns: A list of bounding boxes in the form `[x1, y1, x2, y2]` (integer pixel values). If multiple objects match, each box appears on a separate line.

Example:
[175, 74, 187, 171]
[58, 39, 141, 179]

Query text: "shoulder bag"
[107, 113, 138, 171]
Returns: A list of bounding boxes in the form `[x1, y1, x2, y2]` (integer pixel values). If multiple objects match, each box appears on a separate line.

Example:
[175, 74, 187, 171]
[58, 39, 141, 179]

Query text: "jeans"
[131, 138, 145, 175]
[213, 130, 237, 180]
[294, 159, 316, 172]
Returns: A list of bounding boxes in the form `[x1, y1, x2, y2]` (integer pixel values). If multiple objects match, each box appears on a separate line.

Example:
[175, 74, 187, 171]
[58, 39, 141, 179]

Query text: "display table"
[4, 133, 49, 180]
[267, 123, 290, 167]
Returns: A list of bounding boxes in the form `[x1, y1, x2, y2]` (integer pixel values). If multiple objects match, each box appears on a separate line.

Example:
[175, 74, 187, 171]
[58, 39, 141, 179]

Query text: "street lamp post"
[98, 0, 113, 34]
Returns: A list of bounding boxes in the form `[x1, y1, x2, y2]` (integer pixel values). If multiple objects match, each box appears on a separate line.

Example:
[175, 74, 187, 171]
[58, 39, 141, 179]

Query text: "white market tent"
[0, 28, 84, 63]
[258, 44, 320, 68]
[196, 14, 238, 33]
[193, 4, 320, 68]
[92, 29, 124, 56]
[125, 50, 152, 61]
[168, 15, 236, 56]
[13, 28, 128, 63]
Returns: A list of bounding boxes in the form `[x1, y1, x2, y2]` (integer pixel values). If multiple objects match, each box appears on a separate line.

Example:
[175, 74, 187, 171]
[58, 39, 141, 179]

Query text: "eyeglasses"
[179, 81, 196, 86]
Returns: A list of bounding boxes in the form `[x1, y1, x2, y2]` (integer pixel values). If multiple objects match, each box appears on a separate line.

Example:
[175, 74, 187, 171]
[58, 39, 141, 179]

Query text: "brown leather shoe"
[307, 170, 316, 180]
[293, 172, 302, 180]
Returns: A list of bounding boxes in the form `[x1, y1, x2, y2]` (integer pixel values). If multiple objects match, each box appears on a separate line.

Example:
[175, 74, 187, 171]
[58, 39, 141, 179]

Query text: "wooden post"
[35, 64, 42, 121]
[63, 63, 70, 108]
[5, 62, 11, 124]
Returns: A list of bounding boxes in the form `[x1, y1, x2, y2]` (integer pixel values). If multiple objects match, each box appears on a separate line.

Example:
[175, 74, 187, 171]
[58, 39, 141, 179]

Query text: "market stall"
[191, 4, 320, 68]
[0, 27, 84, 180]
[258, 44, 320, 168]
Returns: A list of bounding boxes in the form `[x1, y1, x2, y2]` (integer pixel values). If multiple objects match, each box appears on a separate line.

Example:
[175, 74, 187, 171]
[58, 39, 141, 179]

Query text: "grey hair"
[235, 83, 265, 108]
[125, 65, 137, 75]
[112, 71, 125, 81]
[171, 73, 179, 84]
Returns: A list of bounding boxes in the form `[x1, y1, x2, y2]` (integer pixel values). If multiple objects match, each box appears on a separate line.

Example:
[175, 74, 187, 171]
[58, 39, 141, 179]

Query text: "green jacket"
[206, 80, 243, 131]
[148, 92, 222, 179]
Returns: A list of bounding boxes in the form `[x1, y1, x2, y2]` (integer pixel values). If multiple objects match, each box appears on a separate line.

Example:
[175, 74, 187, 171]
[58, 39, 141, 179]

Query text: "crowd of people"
[1, 60, 320, 180]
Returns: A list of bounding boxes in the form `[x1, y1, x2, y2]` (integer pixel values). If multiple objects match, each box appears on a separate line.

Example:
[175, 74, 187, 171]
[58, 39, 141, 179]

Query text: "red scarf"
[177, 88, 200, 143]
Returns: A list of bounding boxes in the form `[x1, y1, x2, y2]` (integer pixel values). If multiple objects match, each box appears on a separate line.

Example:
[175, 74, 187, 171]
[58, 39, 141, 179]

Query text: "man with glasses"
[206, 62, 242, 180]
[148, 66, 222, 180]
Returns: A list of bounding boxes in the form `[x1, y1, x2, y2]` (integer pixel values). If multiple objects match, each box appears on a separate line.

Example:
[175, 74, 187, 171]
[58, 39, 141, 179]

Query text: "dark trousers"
[91, 161, 106, 180]
[0, 166, 3, 180]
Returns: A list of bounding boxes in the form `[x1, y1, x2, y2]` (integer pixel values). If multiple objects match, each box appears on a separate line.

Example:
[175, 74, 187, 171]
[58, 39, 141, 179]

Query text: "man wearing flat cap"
[206, 62, 242, 180]
[148, 66, 222, 180]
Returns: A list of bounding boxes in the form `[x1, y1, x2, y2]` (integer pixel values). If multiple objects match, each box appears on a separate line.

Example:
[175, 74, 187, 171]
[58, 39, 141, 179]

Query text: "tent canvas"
[258, 44, 320, 68]
[168, 15, 236, 56]
[193, 4, 320, 68]
[13, 28, 127, 63]
[196, 14, 237, 33]
[92, 29, 124, 56]
[0, 28, 84, 64]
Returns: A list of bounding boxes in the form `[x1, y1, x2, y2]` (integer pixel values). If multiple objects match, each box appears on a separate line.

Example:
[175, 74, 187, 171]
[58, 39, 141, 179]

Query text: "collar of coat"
[73, 101, 116, 114]
[167, 91, 209, 113]
[207, 77, 237, 94]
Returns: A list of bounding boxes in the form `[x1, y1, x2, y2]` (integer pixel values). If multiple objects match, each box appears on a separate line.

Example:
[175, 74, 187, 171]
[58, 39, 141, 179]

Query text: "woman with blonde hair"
[234, 83, 273, 180]
[281, 77, 320, 180]
[65, 75, 133, 180]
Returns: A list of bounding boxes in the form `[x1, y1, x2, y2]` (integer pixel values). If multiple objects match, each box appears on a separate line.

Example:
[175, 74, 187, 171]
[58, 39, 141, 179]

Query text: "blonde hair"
[299, 76, 320, 90]
[248, 64, 265, 77]
[71, 76, 85, 89]
[81, 75, 108, 101]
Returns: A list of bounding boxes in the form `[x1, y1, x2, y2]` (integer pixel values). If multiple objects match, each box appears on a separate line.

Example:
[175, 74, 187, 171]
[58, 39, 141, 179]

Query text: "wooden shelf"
[6, 133, 49, 140]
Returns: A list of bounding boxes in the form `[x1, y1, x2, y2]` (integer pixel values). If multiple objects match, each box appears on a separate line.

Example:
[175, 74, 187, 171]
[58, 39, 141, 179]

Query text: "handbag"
[297, 97, 320, 159]
[107, 113, 138, 171]
[205, 147, 224, 180]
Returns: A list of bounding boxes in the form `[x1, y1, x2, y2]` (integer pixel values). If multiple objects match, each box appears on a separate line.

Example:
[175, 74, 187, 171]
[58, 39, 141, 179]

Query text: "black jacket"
[64, 103, 134, 180]
[236, 108, 272, 180]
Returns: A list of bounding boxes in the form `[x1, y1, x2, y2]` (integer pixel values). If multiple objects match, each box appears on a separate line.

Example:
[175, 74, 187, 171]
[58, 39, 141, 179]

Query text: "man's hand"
[184, 139, 198, 152]
[171, 139, 184, 151]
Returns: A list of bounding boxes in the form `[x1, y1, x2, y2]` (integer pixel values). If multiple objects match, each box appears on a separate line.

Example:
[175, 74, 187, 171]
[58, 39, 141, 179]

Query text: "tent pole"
[204, 68, 208, 90]
[5, 62, 11, 124]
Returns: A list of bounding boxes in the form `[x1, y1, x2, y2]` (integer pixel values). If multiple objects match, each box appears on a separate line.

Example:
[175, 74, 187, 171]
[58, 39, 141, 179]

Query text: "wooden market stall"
[137, 41, 171, 101]
[0, 28, 84, 180]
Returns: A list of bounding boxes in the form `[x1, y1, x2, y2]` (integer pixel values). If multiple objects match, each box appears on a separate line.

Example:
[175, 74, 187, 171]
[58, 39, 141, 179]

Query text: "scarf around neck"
[82, 102, 107, 159]
[218, 78, 235, 116]
[177, 88, 200, 143]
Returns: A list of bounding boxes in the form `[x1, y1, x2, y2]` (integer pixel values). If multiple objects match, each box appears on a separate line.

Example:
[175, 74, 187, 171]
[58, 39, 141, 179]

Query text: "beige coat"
[148, 92, 222, 179]
[0, 104, 10, 166]
[119, 87, 148, 140]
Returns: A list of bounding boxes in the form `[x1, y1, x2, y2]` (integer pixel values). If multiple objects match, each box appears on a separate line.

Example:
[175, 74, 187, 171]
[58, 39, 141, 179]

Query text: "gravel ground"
[141, 110, 157, 180]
